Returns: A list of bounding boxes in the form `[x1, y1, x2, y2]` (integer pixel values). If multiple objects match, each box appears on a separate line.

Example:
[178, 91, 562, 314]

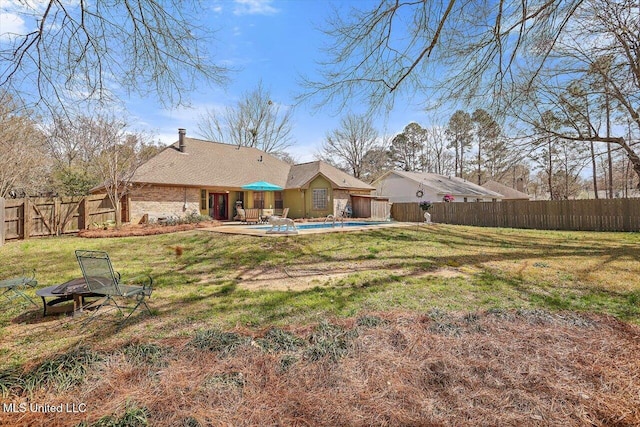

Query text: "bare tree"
[197, 82, 294, 156]
[320, 114, 379, 179]
[45, 115, 105, 167]
[303, 0, 585, 112]
[90, 114, 159, 227]
[425, 125, 454, 176]
[0, 0, 230, 112]
[504, 0, 640, 188]
[0, 93, 48, 198]
[305, 0, 640, 190]
[43, 114, 110, 195]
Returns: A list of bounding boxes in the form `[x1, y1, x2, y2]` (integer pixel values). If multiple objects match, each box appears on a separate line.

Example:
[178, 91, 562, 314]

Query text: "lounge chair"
[236, 207, 246, 222]
[0, 269, 37, 306]
[281, 207, 289, 218]
[75, 250, 153, 326]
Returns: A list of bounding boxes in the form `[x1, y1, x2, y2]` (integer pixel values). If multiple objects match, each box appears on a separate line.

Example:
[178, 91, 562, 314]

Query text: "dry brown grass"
[4, 310, 639, 427]
[77, 221, 222, 238]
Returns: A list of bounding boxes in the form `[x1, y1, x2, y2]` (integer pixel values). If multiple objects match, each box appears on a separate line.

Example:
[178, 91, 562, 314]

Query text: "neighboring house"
[373, 170, 503, 203]
[481, 180, 531, 200]
[111, 129, 375, 222]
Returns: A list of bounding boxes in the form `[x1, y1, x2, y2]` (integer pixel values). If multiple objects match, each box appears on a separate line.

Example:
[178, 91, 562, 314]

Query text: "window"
[253, 191, 265, 209]
[312, 188, 328, 210]
[200, 190, 207, 210]
[274, 191, 283, 209]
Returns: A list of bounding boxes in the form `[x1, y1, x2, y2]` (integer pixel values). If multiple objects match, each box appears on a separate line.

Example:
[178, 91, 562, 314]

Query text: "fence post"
[0, 197, 5, 247]
[23, 198, 31, 240]
[54, 198, 61, 235]
[79, 197, 89, 230]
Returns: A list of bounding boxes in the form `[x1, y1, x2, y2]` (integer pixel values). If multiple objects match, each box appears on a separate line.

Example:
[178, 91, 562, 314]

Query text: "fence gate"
[1, 195, 116, 243]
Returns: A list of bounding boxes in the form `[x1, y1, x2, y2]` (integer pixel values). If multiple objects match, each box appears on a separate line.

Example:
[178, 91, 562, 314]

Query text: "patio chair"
[75, 250, 152, 326]
[0, 269, 37, 306]
[235, 207, 246, 222]
[281, 207, 289, 218]
[244, 208, 260, 224]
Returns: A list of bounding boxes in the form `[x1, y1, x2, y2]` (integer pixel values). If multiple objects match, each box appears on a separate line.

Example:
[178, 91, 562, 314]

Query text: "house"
[372, 170, 504, 203]
[120, 129, 376, 222]
[481, 180, 530, 200]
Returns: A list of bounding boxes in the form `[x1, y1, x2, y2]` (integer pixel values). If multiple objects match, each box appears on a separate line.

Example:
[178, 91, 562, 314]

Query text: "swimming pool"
[254, 221, 388, 230]
[208, 220, 411, 236]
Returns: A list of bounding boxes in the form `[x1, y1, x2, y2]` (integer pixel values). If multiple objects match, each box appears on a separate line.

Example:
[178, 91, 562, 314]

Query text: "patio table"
[36, 278, 101, 316]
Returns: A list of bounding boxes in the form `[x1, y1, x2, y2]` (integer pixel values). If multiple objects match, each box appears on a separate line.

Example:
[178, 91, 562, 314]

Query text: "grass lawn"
[1, 224, 639, 426]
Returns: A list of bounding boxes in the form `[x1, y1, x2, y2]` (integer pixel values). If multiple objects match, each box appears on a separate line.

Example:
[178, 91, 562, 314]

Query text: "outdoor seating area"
[1, 252, 153, 325]
[36, 277, 99, 316]
[75, 250, 153, 327]
[236, 207, 289, 224]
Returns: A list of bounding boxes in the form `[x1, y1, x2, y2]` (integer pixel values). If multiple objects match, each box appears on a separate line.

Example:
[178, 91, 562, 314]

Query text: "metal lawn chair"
[75, 250, 152, 326]
[0, 269, 37, 306]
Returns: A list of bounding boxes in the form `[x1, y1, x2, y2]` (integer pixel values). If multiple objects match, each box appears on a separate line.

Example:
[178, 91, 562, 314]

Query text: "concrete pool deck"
[201, 221, 416, 236]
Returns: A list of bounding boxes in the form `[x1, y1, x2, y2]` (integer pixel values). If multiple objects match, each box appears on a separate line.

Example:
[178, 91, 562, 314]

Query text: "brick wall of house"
[129, 185, 200, 223]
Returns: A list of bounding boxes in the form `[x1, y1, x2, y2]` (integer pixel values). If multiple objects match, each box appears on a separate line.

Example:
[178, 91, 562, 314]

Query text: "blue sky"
[124, 0, 433, 162]
[0, 0, 441, 161]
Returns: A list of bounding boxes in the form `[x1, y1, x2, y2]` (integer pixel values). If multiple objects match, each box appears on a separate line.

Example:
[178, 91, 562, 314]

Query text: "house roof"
[133, 138, 291, 188]
[132, 137, 373, 191]
[287, 161, 375, 190]
[376, 171, 504, 198]
[482, 180, 530, 200]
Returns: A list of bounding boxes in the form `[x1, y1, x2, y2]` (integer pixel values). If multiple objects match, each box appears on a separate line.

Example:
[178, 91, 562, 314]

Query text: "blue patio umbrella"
[241, 181, 284, 192]
[241, 181, 284, 219]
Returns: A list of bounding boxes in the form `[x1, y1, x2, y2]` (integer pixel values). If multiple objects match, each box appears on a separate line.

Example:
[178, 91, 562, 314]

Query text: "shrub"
[24, 347, 103, 394]
[304, 321, 358, 362]
[189, 329, 250, 356]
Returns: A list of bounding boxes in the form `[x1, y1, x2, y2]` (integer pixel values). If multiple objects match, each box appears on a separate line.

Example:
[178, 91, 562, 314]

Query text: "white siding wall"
[375, 175, 439, 203]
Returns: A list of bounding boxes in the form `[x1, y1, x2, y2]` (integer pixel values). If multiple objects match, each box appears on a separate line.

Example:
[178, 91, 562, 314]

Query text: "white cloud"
[0, 12, 25, 39]
[233, 0, 278, 16]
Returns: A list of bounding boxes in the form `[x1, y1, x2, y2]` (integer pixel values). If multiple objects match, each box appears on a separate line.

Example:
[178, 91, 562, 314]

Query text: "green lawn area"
[2, 224, 639, 362]
[1, 224, 639, 426]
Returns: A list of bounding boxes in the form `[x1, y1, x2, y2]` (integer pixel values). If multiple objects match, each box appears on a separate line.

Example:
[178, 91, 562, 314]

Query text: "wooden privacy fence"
[391, 199, 640, 232]
[1, 195, 116, 245]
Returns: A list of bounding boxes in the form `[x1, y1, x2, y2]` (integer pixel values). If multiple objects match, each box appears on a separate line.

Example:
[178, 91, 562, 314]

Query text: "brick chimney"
[178, 128, 186, 153]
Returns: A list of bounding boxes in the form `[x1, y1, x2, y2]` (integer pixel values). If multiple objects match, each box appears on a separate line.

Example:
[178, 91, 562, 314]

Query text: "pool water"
[254, 221, 387, 230]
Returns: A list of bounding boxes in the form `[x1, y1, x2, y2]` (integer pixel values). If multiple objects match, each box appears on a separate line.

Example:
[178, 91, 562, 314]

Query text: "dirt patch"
[77, 221, 222, 238]
[230, 267, 469, 291]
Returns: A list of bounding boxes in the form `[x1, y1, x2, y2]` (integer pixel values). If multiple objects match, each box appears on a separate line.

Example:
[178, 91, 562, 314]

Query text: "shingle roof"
[287, 161, 375, 190]
[133, 138, 291, 188]
[482, 180, 530, 199]
[387, 171, 504, 198]
[132, 138, 374, 191]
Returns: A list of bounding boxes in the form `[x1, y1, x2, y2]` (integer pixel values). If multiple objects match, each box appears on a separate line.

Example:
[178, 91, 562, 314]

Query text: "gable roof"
[287, 161, 375, 190]
[482, 180, 530, 199]
[132, 137, 373, 191]
[133, 138, 292, 188]
[376, 171, 503, 198]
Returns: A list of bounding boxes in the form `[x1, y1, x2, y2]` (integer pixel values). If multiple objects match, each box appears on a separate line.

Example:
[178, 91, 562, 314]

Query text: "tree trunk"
[617, 139, 640, 190]
[477, 141, 482, 185]
[547, 138, 554, 200]
[590, 141, 599, 199]
[606, 90, 613, 198]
